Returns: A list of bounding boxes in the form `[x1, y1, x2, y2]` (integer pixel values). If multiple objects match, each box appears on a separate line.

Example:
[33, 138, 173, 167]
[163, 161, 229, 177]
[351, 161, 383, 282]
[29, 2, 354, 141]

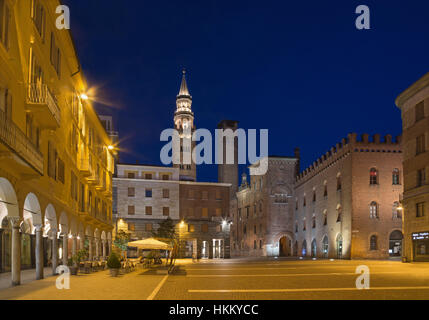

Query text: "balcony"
[78, 157, 92, 177]
[0, 108, 44, 175]
[87, 172, 100, 185]
[25, 84, 61, 129]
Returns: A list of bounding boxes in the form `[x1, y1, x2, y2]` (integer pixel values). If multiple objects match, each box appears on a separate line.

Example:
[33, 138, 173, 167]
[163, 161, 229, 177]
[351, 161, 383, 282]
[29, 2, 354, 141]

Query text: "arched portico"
[23, 193, 42, 279]
[44, 204, 58, 274]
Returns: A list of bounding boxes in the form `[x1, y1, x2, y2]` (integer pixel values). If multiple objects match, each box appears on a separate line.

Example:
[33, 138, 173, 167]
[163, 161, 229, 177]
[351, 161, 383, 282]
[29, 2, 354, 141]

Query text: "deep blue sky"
[63, 0, 429, 182]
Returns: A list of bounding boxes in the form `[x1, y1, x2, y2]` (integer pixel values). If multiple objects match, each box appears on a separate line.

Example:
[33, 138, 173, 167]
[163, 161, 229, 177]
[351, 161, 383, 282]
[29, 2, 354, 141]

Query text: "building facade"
[231, 155, 299, 257]
[396, 72, 429, 262]
[113, 164, 180, 240]
[0, 0, 114, 286]
[294, 133, 403, 259]
[178, 181, 231, 259]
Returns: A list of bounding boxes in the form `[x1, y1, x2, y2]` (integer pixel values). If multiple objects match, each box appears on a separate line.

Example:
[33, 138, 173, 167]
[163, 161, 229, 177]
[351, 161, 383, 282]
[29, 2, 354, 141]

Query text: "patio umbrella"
[127, 238, 172, 250]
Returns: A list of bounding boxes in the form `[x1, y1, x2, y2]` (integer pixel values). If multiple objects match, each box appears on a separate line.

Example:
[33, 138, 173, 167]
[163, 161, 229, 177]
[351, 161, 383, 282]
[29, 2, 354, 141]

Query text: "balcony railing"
[0, 108, 44, 175]
[26, 84, 61, 128]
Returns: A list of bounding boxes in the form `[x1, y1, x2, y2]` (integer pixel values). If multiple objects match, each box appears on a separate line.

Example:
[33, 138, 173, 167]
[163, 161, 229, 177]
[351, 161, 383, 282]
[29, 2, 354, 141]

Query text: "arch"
[369, 201, 379, 219]
[389, 230, 403, 257]
[69, 218, 78, 236]
[44, 204, 57, 239]
[311, 239, 317, 257]
[101, 230, 107, 241]
[85, 224, 93, 237]
[22, 193, 42, 234]
[302, 239, 307, 257]
[0, 177, 19, 222]
[336, 233, 343, 259]
[322, 235, 329, 258]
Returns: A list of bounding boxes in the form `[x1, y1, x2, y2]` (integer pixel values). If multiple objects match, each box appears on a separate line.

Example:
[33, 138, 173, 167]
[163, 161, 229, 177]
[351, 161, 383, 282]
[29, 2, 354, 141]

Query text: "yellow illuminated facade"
[0, 0, 114, 285]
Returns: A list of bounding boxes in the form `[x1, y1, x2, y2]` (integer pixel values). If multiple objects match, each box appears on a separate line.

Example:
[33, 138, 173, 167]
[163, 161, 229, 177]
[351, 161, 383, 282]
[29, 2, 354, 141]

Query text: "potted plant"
[107, 252, 121, 277]
[69, 257, 78, 275]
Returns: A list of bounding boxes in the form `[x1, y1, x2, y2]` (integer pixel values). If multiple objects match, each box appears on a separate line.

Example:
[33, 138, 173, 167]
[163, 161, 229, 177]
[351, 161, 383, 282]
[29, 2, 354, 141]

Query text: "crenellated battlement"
[295, 133, 402, 185]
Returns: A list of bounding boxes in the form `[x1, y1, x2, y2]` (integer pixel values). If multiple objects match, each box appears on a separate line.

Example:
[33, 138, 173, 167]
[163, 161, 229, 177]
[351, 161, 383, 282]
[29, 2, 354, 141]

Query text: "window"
[202, 191, 208, 200]
[216, 208, 222, 217]
[259, 240, 263, 249]
[337, 176, 342, 191]
[0, 87, 12, 120]
[48, 141, 57, 179]
[254, 240, 257, 249]
[416, 101, 425, 122]
[187, 207, 194, 217]
[312, 215, 316, 229]
[162, 189, 170, 198]
[313, 192, 316, 202]
[127, 172, 135, 179]
[31, 0, 45, 40]
[145, 189, 152, 198]
[50, 33, 61, 77]
[0, 0, 11, 49]
[417, 135, 426, 155]
[163, 207, 169, 216]
[145, 173, 152, 180]
[128, 187, 135, 197]
[216, 190, 222, 200]
[70, 172, 78, 201]
[188, 224, 195, 232]
[188, 190, 194, 199]
[162, 174, 170, 181]
[57, 158, 65, 184]
[243, 225, 247, 234]
[370, 201, 379, 219]
[323, 210, 328, 226]
[295, 222, 298, 233]
[370, 168, 378, 185]
[128, 223, 135, 231]
[336, 206, 342, 222]
[417, 202, 425, 218]
[145, 206, 152, 215]
[324, 185, 328, 198]
[392, 202, 401, 219]
[201, 224, 208, 233]
[392, 169, 400, 185]
[128, 206, 135, 215]
[303, 197, 306, 207]
[303, 219, 306, 231]
[417, 168, 426, 187]
[145, 224, 152, 232]
[202, 208, 208, 218]
[254, 225, 257, 234]
[370, 235, 378, 251]
[246, 207, 249, 218]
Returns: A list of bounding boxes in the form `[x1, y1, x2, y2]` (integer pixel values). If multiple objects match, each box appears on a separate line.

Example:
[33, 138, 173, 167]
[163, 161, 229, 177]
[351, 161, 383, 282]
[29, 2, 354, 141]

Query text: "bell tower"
[173, 70, 197, 181]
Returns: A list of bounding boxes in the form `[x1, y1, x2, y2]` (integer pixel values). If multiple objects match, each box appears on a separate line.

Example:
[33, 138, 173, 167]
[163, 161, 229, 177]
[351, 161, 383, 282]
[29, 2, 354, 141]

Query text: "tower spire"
[178, 69, 191, 98]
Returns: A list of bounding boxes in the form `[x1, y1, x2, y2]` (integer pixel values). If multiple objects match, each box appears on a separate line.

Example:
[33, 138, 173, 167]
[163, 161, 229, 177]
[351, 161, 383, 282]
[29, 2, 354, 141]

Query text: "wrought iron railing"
[26, 83, 61, 126]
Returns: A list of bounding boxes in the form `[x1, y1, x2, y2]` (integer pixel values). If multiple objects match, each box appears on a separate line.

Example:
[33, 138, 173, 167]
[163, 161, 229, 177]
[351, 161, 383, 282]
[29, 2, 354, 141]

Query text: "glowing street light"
[80, 93, 89, 100]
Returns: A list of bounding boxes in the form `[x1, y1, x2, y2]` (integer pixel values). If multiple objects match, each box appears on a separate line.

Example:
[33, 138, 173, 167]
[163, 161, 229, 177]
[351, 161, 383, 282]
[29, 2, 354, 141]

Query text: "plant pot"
[70, 266, 78, 275]
[110, 268, 120, 277]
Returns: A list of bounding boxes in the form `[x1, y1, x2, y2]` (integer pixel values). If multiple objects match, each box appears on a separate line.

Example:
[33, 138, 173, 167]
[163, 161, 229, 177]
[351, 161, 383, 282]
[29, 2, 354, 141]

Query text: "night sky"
[62, 0, 429, 182]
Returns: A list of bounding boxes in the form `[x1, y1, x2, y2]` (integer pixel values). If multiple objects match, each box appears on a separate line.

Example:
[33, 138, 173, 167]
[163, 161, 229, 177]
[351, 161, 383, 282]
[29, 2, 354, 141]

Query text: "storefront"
[412, 231, 429, 262]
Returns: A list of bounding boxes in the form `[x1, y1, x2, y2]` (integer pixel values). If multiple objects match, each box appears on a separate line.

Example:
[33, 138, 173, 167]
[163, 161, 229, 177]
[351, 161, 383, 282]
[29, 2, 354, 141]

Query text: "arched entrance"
[389, 230, 403, 257]
[0, 178, 19, 273]
[322, 236, 329, 258]
[21, 193, 42, 270]
[336, 234, 343, 259]
[311, 239, 317, 257]
[302, 240, 307, 257]
[44, 204, 58, 271]
[279, 236, 292, 257]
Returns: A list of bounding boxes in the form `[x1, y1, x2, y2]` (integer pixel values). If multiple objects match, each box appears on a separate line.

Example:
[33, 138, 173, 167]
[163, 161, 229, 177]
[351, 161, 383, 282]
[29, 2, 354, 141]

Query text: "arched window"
[312, 191, 316, 202]
[303, 196, 306, 207]
[370, 201, 379, 219]
[312, 215, 316, 229]
[323, 210, 328, 225]
[295, 222, 298, 233]
[336, 205, 342, 222]
[370, 235, 378, 251]
[370, 168, 378, 185]
[337, 175, 342, 191]
[303, 218, 306, 231]
[323, 182, 328, 198]
[392, 169, 400, 185]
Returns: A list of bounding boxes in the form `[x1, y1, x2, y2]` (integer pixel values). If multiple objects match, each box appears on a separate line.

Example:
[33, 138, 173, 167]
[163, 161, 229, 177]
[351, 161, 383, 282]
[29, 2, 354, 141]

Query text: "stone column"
[88, 237, 93, 260]
[102, 240, 106, 258]
[107, 240, 112, 256]
[72, 235, 77, 258]
[9, 217, 21, 286]
[62, 234, 68, 266]
[51, 229, 58, 274]
[35, 225, 44, 280]
[79, 236, 84, 251]
[95, 238, 100, 258]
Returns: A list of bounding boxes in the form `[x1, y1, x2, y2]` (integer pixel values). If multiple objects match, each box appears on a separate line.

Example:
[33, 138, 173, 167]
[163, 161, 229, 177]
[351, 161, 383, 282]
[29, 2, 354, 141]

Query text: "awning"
[127, 238, 172, 250]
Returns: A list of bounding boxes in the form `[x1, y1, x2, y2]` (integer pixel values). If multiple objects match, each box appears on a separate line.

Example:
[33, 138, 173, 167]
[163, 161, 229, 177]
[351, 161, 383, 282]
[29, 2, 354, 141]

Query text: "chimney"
[373, 134, 381, 144]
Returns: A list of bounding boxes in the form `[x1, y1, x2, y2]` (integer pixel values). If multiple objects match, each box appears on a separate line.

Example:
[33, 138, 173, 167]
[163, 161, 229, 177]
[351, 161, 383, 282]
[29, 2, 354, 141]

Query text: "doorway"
[389, 230, 403, 257]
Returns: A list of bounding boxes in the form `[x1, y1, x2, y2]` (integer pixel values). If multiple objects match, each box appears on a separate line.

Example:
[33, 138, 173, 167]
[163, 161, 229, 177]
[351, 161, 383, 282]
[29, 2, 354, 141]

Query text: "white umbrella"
[127, 238, 172, 250]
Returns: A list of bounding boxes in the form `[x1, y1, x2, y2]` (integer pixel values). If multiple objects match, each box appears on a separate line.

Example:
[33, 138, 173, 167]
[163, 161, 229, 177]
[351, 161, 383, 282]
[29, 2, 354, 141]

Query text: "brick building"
[294, 133, 403, 259]
[396, 72, 429, 262]
[231, 154, 300, 257]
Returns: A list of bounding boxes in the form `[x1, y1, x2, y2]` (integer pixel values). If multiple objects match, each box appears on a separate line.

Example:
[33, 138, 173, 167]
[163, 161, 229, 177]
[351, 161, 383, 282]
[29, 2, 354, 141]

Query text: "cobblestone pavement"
[1, 258, 429, 300]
